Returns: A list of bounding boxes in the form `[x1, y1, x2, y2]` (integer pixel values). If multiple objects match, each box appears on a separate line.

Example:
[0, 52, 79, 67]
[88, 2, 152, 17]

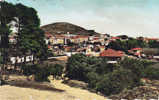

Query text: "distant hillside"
[41, 22, 99, 35]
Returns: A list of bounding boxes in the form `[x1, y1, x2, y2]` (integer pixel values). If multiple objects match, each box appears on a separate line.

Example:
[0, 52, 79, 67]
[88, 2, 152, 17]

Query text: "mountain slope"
[41, 22, 99, 35]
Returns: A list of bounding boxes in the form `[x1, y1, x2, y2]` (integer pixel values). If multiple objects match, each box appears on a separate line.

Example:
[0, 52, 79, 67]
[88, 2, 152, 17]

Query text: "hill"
[41, 22, 99, 35]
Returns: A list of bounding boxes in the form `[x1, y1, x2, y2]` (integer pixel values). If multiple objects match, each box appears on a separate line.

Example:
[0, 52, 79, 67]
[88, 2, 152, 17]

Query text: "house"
[48, 45, 52, 50]
[45, 32, 53, 45]
[99, 46, 105, 52]
[10, 55, 33, 64]
[142, 37, 159, 43]
[100, 49, 124, 63]
[54, 35, 65, 44]
[45, 32, 66, 45]
[128, 48, 142, 58]
[63, 46, 73, 52]
[78, 35, 89, 43]
[110, 37, 120, 41]
[9, 36, 17, 44]
[70, 36, 80, 43]
[70, 35, 89, 43]
[9, 34, 17, 44]
[92, 36, 100, 43]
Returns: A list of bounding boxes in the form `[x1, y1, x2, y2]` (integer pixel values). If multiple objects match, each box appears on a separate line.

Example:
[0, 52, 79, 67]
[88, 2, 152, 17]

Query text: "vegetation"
[148, 40, 159, 48]
[48, 64, 64, 79]
[65, 54, 156, 96]
[22, 63, 64, 82]
[0, 2, 48, 75]
[108, 38, 148, 51]
[142, 63, 159, 80]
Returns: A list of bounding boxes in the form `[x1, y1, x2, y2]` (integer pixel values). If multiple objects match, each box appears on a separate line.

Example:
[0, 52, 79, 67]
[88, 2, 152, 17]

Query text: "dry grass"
[7, 80, 65, 92]
[0, 75, 107, 100]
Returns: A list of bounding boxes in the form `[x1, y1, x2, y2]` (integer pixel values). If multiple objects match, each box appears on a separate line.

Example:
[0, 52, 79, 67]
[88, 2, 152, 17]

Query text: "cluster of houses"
[44, 32, 159, 63]
[44, 32, 126, 63]
[8, 32, 159, 64]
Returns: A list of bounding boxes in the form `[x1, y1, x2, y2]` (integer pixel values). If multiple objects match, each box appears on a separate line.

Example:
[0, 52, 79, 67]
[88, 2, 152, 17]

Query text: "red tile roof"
[131, 48, 142, 51]
[111, 37, 120, 40]
[93, 37, 100, 40]
[64, 46, 72, 49]
[71, 35, 89, 39]
[100, 49, 124, 57]
[45, 32, 53, 38]
[48, 45, 51, 49]
[54, 35, 65, 38]
[134, 52, 141, 56]
[145, 38, 159, 41]
[100, 46, 105, 48]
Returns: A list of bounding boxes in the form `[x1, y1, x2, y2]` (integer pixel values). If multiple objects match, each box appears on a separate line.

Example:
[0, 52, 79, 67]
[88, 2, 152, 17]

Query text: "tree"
[0, 2, 15, 73]
[0, 2, 48, 75]
[143, 63, 159, 80]
[65, 54, 89, 81]
[15, 3, 48, 63]
[96, 68, 138, 96]
[48, 64, 64, 79]
[148, 40, 159, 48]
[108, 38, 148, 52]
[86, 72, 101, 89]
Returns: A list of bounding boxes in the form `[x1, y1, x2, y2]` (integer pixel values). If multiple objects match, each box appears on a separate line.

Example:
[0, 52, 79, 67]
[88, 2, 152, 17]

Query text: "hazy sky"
[6, 0, 159, 37]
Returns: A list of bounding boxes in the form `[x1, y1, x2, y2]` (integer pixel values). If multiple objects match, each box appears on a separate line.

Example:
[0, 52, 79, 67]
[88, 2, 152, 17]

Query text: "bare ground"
[0, 79, 107, 100]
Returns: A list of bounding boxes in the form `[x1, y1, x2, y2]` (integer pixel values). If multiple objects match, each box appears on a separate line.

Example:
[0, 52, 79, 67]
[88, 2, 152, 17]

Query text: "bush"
[120, 57, 148, 77]
[143, 66, 159, 80]
[86, 72, 101, 89]
[22, 64, 40, 76]
[96, 68, 140, 96]
[22, 63, 64, 82]
[65, 55, 152, 96]
[65, 54, 90, 81]
[34, 67, 50, 82]
[48, 64, 64, 79]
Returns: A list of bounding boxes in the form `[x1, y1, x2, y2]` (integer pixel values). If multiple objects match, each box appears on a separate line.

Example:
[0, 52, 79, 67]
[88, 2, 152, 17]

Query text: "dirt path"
[0, 80, 107, 100]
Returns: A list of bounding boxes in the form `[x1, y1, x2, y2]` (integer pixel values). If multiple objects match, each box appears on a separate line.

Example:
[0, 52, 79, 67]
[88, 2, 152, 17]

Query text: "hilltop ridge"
[41, 22, 99, 35]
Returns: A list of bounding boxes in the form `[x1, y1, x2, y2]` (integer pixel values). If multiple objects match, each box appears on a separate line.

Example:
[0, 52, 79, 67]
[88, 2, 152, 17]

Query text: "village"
[8, 31, 159, 64]
[43, 32, 159, 62]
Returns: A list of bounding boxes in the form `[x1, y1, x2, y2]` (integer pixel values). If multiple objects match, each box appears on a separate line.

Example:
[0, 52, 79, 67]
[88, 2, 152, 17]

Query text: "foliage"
[22, 64, 40, 76]
[96, 68, 136, 96]
[86, 72, 101, 89]
[15, 3, 48, 61]
[65, 54, 155, 96]
[0, 2, 48, 68]
[148, 40, 159, 48]
[65, 54, 114, 81]
[108, 39, 148, 51]
[34, 67, 50, 82]
[65, 54, 88, 81]
[48, 64, 64, 79]
[142, 48, 159, 55]
[22, 63, 64, 81]
[120, 57, 148, 77]
[143, 64, 159, 80]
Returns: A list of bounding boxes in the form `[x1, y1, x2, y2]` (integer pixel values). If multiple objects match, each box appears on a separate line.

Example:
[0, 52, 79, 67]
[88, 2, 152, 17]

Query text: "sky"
[6, 0, 159, 37]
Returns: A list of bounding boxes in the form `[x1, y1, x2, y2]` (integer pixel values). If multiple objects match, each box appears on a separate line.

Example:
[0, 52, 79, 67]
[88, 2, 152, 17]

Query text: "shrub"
[143, 66, 159, 80]
[34, 68, 50, 82]
[22, 64, 40, 76]
[96, 68, 140, 96]
[48, 64, 64, 79]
